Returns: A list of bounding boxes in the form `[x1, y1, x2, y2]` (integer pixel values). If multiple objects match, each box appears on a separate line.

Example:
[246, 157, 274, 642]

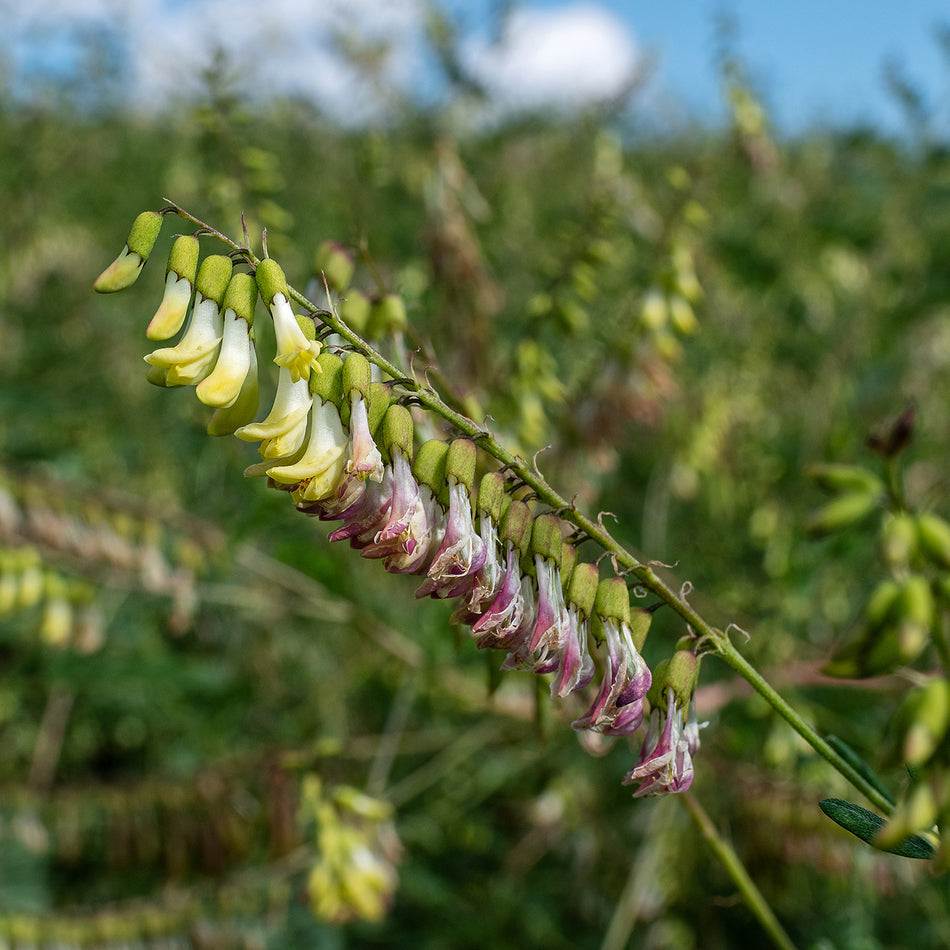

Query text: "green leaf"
[825, 735, 895, 805]
[819, 798, 935, 859]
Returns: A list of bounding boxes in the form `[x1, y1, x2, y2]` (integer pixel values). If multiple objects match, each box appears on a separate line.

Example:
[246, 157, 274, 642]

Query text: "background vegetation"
[2, 20, 950, 950]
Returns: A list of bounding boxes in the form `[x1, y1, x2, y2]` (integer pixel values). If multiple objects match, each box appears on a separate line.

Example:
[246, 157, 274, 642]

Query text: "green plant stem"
[163, 202, 897, 815]
[681, 792, 799, 950]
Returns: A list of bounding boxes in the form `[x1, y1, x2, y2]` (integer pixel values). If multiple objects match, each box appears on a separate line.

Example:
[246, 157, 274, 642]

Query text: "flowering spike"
[93, 211, 163, 293]
[146, 234, 200, 340]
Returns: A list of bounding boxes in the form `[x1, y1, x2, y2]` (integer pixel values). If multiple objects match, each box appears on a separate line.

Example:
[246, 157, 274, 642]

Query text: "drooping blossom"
[146, 234, 199, 340]
[197, 273, 258, 409]
[144, 254, 233, 387]
[256, 259, 322, 384]
[93, 211, 163, 294]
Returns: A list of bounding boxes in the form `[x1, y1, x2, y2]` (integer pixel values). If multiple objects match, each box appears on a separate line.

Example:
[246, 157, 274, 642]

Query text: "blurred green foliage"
[3, 28, 950, 950]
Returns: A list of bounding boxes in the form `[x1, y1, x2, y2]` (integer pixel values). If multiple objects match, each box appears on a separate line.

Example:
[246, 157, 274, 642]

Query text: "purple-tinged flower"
[416, 440, 486, 599]
[549, 562, 598, 698]
[342, 354, 384, 483]
[572, 579, 651, 736]
[622, 688, 694, 796]
[326, 468, 394, 543]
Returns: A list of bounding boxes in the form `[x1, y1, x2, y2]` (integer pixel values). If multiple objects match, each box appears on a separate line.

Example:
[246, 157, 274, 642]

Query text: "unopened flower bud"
[368, 294, 408, 337]
[805, 463, 884, 496]
[804, 492, 879, 538]
[93, 211, 163, 293]
[315, 240, 355, 294]
[917, 512, 950, 572]
[899, 678, 950, 767]
[340, 290, 371, 334]
[880, 512, 918, 571]
[874, 781, 938, 850]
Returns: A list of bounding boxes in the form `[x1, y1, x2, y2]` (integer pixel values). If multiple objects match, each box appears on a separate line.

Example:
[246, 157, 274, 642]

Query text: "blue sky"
[3, 0, 948, 134]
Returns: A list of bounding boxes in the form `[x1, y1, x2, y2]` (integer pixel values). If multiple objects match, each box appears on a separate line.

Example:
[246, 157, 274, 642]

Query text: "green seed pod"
[917, 512, 950, 572]
[804, 463, 884, 496]
[314, 240, 355, 294]
[804, 491, 879, 538]
[880, 512, 918, 571]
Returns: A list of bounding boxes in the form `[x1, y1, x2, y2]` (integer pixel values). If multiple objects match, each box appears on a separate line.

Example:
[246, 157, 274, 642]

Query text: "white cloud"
[461, 3, 640, 113]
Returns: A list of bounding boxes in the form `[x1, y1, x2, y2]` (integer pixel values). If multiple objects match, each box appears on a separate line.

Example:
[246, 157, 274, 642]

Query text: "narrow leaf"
[819, 798, 935, 859]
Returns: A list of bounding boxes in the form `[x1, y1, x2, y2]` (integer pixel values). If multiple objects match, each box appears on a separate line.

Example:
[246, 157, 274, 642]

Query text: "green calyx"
[649, 650, 699, 710]
[382, 404, 413, 459]
[126, 211, 164, 260]
[500, 501, 532, 557]
[255, 258, 289, 307]
[309, 352, 344, 404]
[560, 543, 577, 595]
[194, 255, 234, 305]
[413, 440, 449, 495]
[342, 353, 372, 401]
[366, 383, 392, 439]
[166, 234, 200, 281]
[222, 272, 258, 324]
[629, 608, 652, 652]
[567, 561, 599, 616]
[476, 471, 506, 523]
[445, 439, 477, 491]
[593, 577, 630, 625]
[530, 514, 563, 566]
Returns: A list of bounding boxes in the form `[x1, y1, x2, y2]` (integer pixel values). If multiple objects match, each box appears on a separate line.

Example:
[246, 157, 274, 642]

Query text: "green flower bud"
[340, 290, 371, 334]
[866, 578, 902, 629]
[917, 513, 950, 571]
[566, 561, 598, 616]
[900, 678, 950, 767]
[500, 500, 532, 556]
[805, 463, 884, 496]
[880, 512, 918, 571]
[874, 782, 938, 851]
[476, 471, 506, 524]
[368, 293, 408, 337]
[896, 574, 934, 661]
[194, 254, 234, 306]
[309, 352, 344, 405]
[147, 235, 200, 340]
[413, 439, 449, 495]
[530, 514, 563, 566]
[445, 439, 477, 490]
[804, 491, 879, 538]
[315, 240, 355, 294]
[255, 258, 290, 307]
[93, 211, 164, 293]
[342, 353, 372, 402]
[381, 404, 413, 458]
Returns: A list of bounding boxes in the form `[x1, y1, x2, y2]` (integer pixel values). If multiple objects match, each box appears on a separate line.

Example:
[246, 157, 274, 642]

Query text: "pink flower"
[621, 689, 696, 797]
